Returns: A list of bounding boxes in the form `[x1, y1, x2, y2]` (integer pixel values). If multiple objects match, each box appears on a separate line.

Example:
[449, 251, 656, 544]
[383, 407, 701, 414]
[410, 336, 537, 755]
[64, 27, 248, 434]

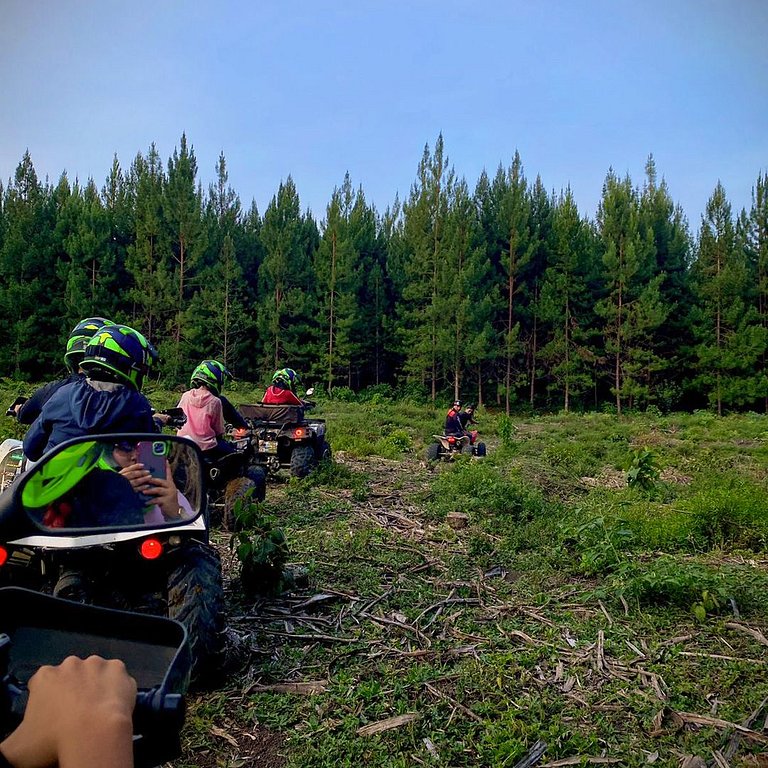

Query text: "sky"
[1, 1, 767, 229]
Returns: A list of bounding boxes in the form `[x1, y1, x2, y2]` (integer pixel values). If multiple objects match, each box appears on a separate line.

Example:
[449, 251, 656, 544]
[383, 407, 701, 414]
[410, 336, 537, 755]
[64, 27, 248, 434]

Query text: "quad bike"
[0, 433, 225, 685]
[0, 586, 190, 767]
[150, 406, 266, 531]
[204, 429, 267, 530]
[425, 432, 487, 462]
[239, 389, 331, 479]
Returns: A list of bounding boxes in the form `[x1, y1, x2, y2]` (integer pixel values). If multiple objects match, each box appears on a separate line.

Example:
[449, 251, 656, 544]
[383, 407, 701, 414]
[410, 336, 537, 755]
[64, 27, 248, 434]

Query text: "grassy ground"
[2, 382, 767, 766]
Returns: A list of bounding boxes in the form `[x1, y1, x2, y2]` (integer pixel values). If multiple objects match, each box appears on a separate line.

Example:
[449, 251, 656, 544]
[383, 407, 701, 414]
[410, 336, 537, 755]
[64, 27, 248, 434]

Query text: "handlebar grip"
[134, 689, 185, 733]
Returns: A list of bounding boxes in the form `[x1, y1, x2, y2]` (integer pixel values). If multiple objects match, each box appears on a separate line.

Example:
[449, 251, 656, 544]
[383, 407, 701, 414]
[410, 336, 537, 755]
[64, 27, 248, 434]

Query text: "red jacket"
[262, 385, 302, 405]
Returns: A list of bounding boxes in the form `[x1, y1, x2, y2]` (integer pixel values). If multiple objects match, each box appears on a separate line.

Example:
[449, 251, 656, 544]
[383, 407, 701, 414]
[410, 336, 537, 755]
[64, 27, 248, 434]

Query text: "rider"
[23, 324, 158, 461]
[457, 403, 479, 443]
[15, 317, 115, 425]
[262, 368, 303, 406]
[176, 360, 235, 462]
[204, 360, 249, 432]
[444, 400, 465, 436]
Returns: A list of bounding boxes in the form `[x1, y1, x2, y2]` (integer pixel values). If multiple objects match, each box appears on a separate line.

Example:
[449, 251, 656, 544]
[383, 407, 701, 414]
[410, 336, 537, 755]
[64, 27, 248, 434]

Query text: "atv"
[425, 433, 487, 462]
[239, 390, 331, 479]
[0, 433, 225, 684]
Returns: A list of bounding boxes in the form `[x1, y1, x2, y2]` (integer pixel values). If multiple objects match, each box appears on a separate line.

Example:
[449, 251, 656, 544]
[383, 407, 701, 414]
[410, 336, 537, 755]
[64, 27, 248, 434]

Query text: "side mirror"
[18, 435, 204, 533]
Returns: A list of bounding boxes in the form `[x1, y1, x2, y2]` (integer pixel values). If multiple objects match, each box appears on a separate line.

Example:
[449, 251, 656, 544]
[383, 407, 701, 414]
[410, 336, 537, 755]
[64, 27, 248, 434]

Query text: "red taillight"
[0, 547, 8, 567]
[140, 538, 164, 560]
[448, 436, 456, 444]
[294, 428, 306, 438]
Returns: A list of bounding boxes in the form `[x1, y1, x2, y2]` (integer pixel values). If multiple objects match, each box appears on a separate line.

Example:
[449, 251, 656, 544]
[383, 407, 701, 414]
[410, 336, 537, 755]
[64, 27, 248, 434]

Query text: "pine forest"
[2, 133, 768, 415]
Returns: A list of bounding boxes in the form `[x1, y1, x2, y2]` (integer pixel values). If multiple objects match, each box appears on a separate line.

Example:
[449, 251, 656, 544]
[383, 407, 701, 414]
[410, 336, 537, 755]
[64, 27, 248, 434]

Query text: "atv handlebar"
[5, 397, 27, 419]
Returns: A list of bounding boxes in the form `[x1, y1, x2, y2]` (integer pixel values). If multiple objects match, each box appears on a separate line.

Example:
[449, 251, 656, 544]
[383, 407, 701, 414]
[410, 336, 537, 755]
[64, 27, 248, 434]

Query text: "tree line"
[1, 133, 766, 414]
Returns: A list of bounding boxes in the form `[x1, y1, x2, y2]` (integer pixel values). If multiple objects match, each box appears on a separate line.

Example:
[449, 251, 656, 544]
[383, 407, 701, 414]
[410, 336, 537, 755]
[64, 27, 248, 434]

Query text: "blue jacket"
[17, 373, 83, 425]
[23, 378, 156, 461]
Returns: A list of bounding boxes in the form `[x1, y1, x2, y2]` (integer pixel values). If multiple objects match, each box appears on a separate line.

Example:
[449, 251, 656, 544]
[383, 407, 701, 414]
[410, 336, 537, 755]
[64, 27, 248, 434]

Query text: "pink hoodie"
[176, 387, 224, 451]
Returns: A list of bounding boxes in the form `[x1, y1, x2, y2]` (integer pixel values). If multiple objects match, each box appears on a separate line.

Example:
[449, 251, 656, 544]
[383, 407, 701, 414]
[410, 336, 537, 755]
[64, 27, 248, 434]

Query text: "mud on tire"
[290, 445, 315, 478]
[167, 540, 225, 684]
[223, 475, 263, 531]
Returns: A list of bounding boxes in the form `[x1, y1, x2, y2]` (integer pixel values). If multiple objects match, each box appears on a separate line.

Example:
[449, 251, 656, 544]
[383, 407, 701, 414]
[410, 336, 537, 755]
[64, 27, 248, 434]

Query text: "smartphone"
[136, 441, 168, 480]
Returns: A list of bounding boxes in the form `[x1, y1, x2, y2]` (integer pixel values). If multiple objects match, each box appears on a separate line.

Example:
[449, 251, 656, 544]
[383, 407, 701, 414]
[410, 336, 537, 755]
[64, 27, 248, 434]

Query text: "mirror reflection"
[21, 437, 203, 531]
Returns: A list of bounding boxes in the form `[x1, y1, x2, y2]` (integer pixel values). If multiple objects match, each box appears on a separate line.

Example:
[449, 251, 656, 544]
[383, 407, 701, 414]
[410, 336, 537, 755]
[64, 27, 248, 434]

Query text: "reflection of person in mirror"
[108, 442, 193, 523]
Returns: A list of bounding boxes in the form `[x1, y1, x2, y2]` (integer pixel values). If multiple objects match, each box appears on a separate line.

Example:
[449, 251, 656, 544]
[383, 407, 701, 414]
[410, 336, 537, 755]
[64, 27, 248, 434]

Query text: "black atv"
[0, 433, 225, 684]
[239, 390, 331, 479]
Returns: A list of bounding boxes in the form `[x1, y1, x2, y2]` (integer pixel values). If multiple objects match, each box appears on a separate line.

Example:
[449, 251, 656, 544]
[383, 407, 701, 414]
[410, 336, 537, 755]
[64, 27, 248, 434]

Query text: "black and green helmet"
[190, 360, 231, 396]
[81, 324, 154, 390]
[64, 316, 115, 373]
[272, 367, 300, 392]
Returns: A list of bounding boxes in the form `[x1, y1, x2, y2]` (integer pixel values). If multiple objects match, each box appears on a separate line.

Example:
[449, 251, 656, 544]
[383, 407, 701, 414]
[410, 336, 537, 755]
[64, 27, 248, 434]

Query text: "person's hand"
[118, 462, 152, 494]
[0, 655, 136, 768]
[13, 403, 22, 415]
[153, 412, 171, 426]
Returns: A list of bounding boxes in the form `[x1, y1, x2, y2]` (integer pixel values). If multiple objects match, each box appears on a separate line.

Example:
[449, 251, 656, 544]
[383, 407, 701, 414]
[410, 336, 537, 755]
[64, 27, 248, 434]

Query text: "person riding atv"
[176, 361, 236, 462]
[262, 368, 304, 406]
[177, 360, 266, 529]
[23, 324, 159, 461]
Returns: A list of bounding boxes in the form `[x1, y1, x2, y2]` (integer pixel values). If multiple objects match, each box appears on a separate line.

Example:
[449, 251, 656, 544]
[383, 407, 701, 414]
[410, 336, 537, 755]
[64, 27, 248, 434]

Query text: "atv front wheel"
[290, 445, 316, 478]
[461, 444, 474, 456]
[425, 443, 441, 462]
[167, 541, 225, 684]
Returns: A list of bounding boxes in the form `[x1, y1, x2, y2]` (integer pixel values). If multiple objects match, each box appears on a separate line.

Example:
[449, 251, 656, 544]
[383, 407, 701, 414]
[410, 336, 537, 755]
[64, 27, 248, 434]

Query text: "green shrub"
[686, 476, 768, 550]
[626, 447, 659, 491]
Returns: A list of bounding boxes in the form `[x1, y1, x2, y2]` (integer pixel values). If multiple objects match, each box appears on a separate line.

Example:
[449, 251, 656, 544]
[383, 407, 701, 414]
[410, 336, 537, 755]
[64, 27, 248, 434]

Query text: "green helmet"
[190, 360, 230, 396]
[22, 441, 102, 509]
[272, 367, 301, 392]
[81, 324, 153, 390]
[64, 316, 115, 373]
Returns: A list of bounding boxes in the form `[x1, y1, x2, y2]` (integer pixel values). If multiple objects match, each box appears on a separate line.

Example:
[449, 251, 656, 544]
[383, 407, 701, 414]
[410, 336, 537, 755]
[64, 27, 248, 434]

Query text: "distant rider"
[176, 360, 235, 462]
[23, 324, 158, 461]
[457, 403, 479, 443]
[262, 368, 303, 406]
[444, 400, 465, 436]
[15, 316, 115, 424]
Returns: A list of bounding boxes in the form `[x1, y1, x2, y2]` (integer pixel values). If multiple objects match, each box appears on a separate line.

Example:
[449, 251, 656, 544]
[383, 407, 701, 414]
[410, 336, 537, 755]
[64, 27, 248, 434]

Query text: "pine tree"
[539, 188, 596, 411]
[400, 135, 454, 402]
[691, 183, 767, 413]
[164, 133, 207, 376]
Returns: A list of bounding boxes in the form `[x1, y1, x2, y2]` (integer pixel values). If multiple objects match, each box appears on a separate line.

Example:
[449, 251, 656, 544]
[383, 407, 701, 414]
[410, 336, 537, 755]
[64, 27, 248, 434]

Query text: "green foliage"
[497, 414, 517, 450]
[229, 492, 290, 595]
[625, 447, 659, 490]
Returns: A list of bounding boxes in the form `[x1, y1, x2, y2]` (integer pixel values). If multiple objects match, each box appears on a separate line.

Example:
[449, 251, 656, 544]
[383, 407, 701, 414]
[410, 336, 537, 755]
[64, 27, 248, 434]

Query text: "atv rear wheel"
[425, 443, 441, 462]
[167, 541, 225, 684]
[290, 445, 316, 478]
[474, 442, 487, 457]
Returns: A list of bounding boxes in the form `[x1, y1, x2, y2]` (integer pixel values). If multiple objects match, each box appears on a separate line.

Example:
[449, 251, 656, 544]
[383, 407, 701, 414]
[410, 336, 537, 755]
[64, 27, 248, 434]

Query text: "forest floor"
[177, 434, 768, 768]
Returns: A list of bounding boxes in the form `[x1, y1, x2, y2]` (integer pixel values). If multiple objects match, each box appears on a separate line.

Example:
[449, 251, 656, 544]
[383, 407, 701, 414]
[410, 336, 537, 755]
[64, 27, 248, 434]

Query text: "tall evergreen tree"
[164, 133, 206, 376]
[400, 135, 454, 402]
[691, 183, 767, 413]
[539, 188, 595, 411]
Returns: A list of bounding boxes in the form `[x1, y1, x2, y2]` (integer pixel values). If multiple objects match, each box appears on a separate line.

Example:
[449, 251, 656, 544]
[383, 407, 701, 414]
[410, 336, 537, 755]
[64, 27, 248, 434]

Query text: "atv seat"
[239, 403, 305, 424]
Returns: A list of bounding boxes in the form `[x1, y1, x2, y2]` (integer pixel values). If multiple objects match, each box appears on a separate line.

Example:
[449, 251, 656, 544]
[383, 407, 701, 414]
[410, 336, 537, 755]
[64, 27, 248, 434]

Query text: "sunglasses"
[114, 441, 139, 453]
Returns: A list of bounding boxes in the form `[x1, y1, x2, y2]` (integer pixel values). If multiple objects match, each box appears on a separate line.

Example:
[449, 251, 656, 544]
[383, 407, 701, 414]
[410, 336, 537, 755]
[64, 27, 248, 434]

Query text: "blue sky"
[1, 1, 766, 229]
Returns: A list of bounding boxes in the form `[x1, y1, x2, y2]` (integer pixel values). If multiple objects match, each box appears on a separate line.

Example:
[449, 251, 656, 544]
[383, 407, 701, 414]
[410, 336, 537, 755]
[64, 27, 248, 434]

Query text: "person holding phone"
[108, 441, 193, 523]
